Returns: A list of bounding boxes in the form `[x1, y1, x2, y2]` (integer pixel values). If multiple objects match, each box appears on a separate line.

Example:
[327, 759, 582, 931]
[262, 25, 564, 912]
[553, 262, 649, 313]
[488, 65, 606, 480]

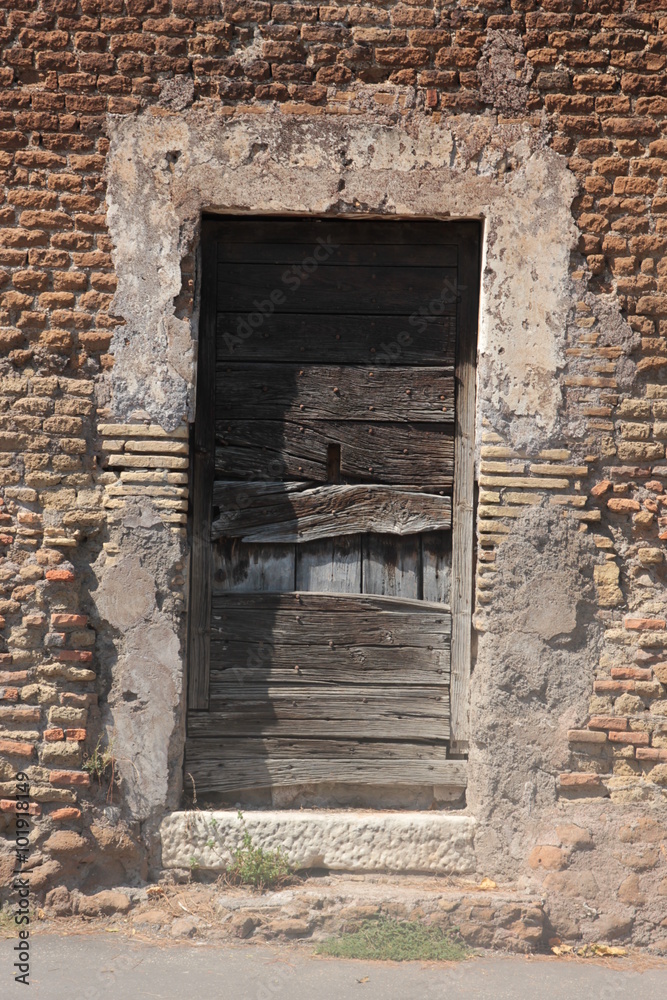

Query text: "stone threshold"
[160, 809, 477, 874]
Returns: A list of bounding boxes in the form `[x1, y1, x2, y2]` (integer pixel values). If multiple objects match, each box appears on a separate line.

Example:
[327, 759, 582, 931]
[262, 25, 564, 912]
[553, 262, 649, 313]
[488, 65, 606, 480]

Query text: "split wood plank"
[211, 482, 452, 542]
[216, 365, 455, 422]
[211, 591, 450, 614]
[216, 313, 456, 365]
[215, 420, 454, 485]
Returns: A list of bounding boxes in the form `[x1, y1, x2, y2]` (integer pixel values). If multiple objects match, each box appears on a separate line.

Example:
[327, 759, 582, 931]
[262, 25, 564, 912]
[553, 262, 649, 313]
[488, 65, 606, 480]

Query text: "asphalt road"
[1, 936, 666, 1000]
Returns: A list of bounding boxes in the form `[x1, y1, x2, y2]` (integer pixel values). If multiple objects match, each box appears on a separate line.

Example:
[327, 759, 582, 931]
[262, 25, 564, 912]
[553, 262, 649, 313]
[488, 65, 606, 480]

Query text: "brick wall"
[0, 0, 666, 929]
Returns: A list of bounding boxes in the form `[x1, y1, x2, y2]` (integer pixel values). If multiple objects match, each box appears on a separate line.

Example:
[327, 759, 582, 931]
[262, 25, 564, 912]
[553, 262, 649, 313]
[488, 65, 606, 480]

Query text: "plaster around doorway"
[100, 107, 579, 874]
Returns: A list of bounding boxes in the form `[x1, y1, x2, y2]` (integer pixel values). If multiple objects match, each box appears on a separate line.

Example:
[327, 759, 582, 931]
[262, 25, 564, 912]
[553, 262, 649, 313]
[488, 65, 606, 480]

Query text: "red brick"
[66, 728, 86, 741]
[558, 772, 603, 788]
[608, 731, 650, 745]
[624, 617, 667, 630]
[44, 728, 65, 741]
[50, 806, 82, 821]
[588, 715, 628, 731]
[0, 738, 35, 757]
[49, 770, 91, 787]
[636, 747, 667, 761]
[51, 613, 88, 627]
[0, 798, 40, 816]
[56, 650, 93, 663]
[46, 568, 76, 582]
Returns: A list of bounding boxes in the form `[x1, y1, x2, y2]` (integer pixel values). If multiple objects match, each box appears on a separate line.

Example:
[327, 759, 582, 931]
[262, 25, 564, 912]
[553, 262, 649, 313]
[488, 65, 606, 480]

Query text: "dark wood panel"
[216, 365, 455, 422]
[217, 241, 458, 267]
[218, 265, 458, 314]
[208, 217, 462, 246]
[184, 751, 466, 792]
[215, 420, 454, 485]
[211, 482, 452, 542]
[212, 539, 295, 593]
[216, 314, 456, 365]
[210, 644, 449, 684]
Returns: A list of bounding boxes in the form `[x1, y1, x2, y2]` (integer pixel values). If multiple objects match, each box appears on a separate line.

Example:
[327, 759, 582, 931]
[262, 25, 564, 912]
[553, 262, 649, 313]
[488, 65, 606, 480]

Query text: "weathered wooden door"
[187, 218, 479, 798]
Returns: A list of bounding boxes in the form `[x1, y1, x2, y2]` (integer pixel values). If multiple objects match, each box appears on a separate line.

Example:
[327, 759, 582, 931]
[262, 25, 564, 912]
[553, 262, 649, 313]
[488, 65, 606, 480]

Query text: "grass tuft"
[317, 917, 470, 963]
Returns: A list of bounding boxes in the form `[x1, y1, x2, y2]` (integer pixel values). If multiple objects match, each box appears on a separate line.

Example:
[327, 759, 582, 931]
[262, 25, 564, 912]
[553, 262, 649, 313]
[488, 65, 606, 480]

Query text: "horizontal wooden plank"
[216, 313, 456, 365]
[209, 649, 450, 685]
[215, 420, 454, 485]
[217, 241, 458, 268]
[212, 591, 450, 614]
[218, 264, 458, 315]
[184, 737, 451, 759]
[211, 611, 450, 651]
[211, 482, 452, 542]
[209, 218, 464, 247]
[188, 694, 451, 740]
[216, 365, 455, 422]
[184, 753, 467, 793]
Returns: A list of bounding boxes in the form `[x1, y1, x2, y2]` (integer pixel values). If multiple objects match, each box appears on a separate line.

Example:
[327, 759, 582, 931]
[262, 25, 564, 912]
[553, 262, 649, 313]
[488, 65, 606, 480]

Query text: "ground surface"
[1, 936, 667, 1000]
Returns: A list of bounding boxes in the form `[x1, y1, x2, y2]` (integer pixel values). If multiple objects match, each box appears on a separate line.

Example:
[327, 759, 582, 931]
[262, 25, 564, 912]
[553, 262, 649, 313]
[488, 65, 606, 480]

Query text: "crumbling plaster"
[99, 105, 598, 877]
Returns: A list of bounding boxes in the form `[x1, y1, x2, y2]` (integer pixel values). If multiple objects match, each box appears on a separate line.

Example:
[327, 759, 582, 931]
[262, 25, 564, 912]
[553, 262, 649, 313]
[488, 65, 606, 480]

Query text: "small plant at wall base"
[224, 811, 293, 890]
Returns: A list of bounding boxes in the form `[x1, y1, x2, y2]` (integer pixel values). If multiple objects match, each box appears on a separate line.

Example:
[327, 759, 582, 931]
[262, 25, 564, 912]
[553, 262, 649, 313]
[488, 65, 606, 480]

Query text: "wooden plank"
[218, 264, 458, 315]
[185, 737, 451, 759]
[362, 535, 421, 599]
[450, 225, 480, 747]
[211, 608, 451, 649]
[422, 530, 452, 604]
[215, 420, 454, 485]
[212, 539, 295, 593]
[295, 536, 361, 592]
[211, 483, 452, 543]
[211, 591, 449, 614]
[216, 313, 456, 365]
[211, 640, 449, 679]
[208, 217, 460, 247]
[184, 753, 467, 793]
[210, 646, 450, 684]
[216, 365, 455, 423]
[217, 241, 458, 267]
[187, 226, 216, 711]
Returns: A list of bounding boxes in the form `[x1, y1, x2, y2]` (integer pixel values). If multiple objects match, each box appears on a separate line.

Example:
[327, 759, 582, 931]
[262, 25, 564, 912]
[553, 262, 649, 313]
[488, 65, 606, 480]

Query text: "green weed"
[317, 917, 471, 962]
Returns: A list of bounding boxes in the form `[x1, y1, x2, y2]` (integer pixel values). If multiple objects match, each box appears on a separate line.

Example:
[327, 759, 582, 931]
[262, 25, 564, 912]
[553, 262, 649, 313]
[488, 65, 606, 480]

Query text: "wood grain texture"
[422, 531, 452, 604]
[218, 264, 458, 315]
[211, 591, 450, 614]
[295, 536, 361, 592]
[216, 365, 455, 422]
[211, 482, 452, 542]
[362, 534, 421, 599]
[209, 646, 450, 684]
[183, 751, 466, 792]
[216, 313, 456, 365]
[185, 736, 451, 758]
[212, 539, 295, 593]
[215, 420, 454, 485]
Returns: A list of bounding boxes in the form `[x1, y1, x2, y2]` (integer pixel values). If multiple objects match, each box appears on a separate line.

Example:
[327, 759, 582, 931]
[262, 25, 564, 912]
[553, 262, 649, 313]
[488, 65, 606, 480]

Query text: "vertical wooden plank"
[422, 531, 452, 604]
[213, 540, 296, 593]
[295, 537, 361, 592]
[188, 224, 217, 710]
[362, 535, 420, 599]
[450, 226, 480, 747]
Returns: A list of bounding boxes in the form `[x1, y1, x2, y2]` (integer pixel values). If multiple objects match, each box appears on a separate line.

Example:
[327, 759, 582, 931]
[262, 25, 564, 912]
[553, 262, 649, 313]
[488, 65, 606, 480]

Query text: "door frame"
[187, 215, 480, 748]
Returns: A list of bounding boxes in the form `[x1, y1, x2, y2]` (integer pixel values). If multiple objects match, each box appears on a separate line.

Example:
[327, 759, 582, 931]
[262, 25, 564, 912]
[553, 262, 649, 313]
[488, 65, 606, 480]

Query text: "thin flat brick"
[608, 731, 650, 745]
[0, 738, 35, 757]
[49, 770, 91, 787]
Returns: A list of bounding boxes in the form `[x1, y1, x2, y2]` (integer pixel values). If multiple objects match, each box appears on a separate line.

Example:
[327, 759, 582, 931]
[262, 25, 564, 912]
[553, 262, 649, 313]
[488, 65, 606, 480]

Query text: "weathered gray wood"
[212, 539, 295, 594]
[362, 535, 421, 599]
[450, 230, 480, 747]
[218, 264, 458, 315]
[212, 591, 450, 614]
[295, 536, 361, 592]
[216, 313, 456, 365]
[211, 641, 450, 680]
[215, 420, 454, 485]
[184, 753, 467, 793]
[211, 482, 452, 543]
[216, 365, 455, 422]
[422, 531, 452, 604]
[187, 227, 217, 711]
[185, 737, 451, 759]
[209, 647, 450, 684]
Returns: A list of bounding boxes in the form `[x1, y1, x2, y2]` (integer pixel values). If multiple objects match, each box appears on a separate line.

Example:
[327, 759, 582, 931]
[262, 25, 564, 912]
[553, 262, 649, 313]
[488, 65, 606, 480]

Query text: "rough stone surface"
[160, 811, 477, 874]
